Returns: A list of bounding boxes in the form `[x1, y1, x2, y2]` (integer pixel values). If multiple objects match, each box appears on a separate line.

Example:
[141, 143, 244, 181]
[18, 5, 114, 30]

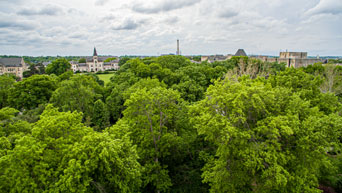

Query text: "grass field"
[97, 73, 115, 84]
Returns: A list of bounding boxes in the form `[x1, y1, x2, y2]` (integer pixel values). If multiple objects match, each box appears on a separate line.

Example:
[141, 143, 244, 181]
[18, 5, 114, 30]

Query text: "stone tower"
[176, 39, 180, 55]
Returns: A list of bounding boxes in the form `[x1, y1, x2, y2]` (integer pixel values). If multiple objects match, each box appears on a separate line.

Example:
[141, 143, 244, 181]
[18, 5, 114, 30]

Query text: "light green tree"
[123, 87, 185, 192]
[46, 58, 71, 76]
[0, 75, 15, 108]
[92, 99, 110, 131]
[50, 75, 104, 121]
[190, 77, 342, 193]
[103, 57, 117, 63]
[0, 105, 142, 192]
[7, 75, 57, 111]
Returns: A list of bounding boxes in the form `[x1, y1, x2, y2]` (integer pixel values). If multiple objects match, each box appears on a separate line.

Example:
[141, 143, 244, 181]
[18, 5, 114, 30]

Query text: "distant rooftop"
[0, 58, 23, 67]
[235, 49, 247, 56]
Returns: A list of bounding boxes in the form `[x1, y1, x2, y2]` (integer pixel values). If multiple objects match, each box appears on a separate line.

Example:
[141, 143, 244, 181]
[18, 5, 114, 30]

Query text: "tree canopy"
[46, 58, 71, 76]
[1, 55, 342, 192]
[0, 105, 142, 192]
[8, 75, 57, 111]
[190, 75, 342, 192]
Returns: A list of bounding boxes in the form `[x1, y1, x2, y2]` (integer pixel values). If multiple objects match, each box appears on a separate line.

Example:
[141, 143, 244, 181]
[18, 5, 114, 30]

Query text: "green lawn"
[97, 73, 115, 84]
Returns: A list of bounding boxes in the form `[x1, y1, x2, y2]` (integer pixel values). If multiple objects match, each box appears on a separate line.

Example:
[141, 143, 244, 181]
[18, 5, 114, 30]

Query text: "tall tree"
[8, 75, 57, 111]
[92, 99, 110, 131]
[190, 77, 342, 192]
[0, 75, 15, 108]
[50, 75, 104, 121]
[0, 105, 142, 192]
[123, 87, 185, 192]
[46, 58, 71, 76]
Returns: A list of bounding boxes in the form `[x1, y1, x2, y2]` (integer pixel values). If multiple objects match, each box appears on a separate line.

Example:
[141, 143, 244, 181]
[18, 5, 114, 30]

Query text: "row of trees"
[1, 55, 342, 192]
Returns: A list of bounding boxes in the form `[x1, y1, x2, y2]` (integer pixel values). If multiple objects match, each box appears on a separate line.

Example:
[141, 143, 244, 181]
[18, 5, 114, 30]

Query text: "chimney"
[177, 39, 180, 55]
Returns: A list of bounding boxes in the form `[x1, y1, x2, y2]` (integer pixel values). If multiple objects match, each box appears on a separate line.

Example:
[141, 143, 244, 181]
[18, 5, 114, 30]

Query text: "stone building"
[71, 47, 119, 73]
[0, 57, 27, 78]
[252, 51, 324, 68]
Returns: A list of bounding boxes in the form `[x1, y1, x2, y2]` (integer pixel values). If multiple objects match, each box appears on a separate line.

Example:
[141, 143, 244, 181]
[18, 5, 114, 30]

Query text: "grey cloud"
[164, 16, 179, 24]
[0, 19, 36, 30]
[95, 0, 110, 6]
[101, 14, 116, 22]
[69, 33, 87, 39]
[67, 8, 86, 16]
[111, 19, 143, 30]
[17, 5, 63, 16]
[218, 10, 238, 18]
[1, 0, 23, 4]
[306, 0, 342, 15]
[131, 0, 201, 14]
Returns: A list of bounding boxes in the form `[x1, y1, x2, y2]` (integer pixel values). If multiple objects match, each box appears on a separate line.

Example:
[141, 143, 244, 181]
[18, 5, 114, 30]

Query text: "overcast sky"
[0, 0, 341, 56]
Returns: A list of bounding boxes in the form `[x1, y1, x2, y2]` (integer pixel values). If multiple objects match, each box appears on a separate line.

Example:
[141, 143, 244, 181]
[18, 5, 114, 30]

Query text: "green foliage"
[85, 73, 105, 86]
[172, 65, 226, 102]
[50, 75, 104, 121]
[154, 55, 191, 71]
[190, 76, 342, 192]
[46, 58, 71, 76]
[301, 63, 325, 75]
[328, 59, 342, 64]
[23, 62, 43, 78]
[58, 70, 74, 81]
[300, 63, 342, 101]
[2, 55, 342, 192]
[103, 57, 117, 62]
[78, 58, 86, 63]
[0, 107, 31, 146]
[92, 99, 110, 131]
[269, 68, 341, 114]
[8, 75, 57, 111]
[319, 154, 342, 192]
[123, 87, 185, 192]
[0, 75, 15, 108]
[226, 56, 284, 79]
[118, 57, 130, 66]
[0, 105, 142, 192]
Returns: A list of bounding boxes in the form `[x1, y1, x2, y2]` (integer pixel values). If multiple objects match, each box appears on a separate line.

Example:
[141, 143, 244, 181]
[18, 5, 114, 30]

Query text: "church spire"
[93, 47, 98, 56]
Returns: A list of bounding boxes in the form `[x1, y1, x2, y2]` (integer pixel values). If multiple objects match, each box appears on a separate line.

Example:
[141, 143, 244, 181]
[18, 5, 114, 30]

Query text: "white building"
[71, 48, 120, 73]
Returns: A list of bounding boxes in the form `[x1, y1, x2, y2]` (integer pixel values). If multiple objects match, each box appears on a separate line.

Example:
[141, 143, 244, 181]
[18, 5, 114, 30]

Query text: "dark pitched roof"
[0, 58, 23, 67]
[86, 57, 93, 62]
[235, 49, 247, 56]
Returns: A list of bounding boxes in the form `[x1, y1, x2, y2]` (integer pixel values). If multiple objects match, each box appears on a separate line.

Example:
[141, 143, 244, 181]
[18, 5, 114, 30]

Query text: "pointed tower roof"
[234, 49, 247, 56]
[93, 47, 98, 56]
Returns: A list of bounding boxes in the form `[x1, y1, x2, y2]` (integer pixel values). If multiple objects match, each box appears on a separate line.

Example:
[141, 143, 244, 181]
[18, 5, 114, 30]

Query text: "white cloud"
[17, 5, 64, 16]
[306, 0, 342, 15]
[95, 0, 110, 6]
[131, 0, 202, 14]
[0, 0, 340, 56]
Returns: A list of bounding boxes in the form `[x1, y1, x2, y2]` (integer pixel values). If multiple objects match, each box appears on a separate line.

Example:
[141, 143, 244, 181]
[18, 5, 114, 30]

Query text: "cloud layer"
[131, 0, 202, 14]
[17, 5, 63, 16]
[0, 0, 341, 56]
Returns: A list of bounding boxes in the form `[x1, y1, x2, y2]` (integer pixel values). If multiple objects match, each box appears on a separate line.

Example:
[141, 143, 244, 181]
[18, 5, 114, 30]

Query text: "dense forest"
[1, 55, 342, 192]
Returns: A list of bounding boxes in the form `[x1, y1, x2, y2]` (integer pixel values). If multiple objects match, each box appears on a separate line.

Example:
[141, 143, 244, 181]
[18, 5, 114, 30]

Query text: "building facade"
[200, 49, 324, 68]
[252, 51, 324, 68]
[0, 57, 27, 78]
[71, 48, 120, 73]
